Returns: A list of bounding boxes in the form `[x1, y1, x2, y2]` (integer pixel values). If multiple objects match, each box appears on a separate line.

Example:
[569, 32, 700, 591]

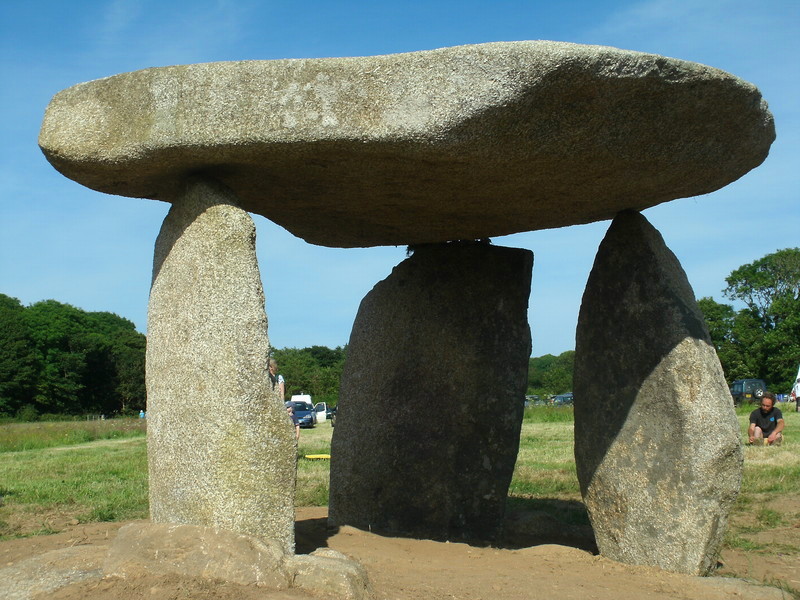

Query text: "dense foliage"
[0, 293, 349, 418]
[12, 244, 792, 421]
[271, 345, 346, 405]
[698, 248, 800, 392]
[527, 350, 574, 396]
[0, 294, 146, 419]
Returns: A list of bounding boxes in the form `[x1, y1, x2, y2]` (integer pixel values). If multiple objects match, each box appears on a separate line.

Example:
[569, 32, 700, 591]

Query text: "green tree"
[111, 329, 147, 414]
[271, 345, 346, 404]
[0, 296, 147, 417]
[724, 248, 800, 325]
[699, 248, 800, 392]
[83, 311, 147, 414]
[697, 297, 735, 351]
[527, 350, 574, 396]
[24, 300, 89, 414]
[697, 297, 757, 382]
[273, 347, 317, 399]
[0, 294, 37, 415]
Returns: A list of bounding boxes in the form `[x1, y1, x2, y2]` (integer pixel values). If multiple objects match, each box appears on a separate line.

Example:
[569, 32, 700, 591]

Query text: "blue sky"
[1, 0, 797, 357]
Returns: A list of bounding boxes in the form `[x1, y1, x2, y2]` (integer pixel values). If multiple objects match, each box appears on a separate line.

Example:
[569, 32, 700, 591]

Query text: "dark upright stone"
[574, 211, 742, 575]
[329, 242, 532, 541]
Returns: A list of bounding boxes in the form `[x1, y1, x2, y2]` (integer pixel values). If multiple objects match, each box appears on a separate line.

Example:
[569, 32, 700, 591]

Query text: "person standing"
[268, 358, 285, 401]
[748, 392, 785, 446]
[790, 365, 800, 412]
[286, 405, 300, 441]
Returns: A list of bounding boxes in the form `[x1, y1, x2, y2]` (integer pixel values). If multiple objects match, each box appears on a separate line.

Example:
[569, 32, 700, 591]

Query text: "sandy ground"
[1, 506, 795, 600]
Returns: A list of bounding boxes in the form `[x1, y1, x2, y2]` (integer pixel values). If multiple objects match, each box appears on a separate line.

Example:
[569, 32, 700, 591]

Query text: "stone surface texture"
[329, 242, 532, 541]
[39, 41, 774, 248]
[573, 210, 743, 575]
[146, 177, 296, 553]
[286, 548, 374, 600]
[104, 522, 290, 588]
[0, 523, 374, 600]
[0, 545, 105, 600]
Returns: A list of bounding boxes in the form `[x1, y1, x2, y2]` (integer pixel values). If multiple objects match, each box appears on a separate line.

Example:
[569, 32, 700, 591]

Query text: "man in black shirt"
[748, 392, 784, 446]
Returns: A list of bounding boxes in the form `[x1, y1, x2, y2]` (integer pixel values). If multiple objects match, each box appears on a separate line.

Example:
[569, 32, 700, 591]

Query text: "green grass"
[0, 418, 146, 452]
[723, 405, 800, 587]
[511, 421, 580, 499]
[0, 436, 148, 538]
[523, 405, 575, 423]
[296, 423, 335, 506]
[2, 406, 800, 593]
[724, 531, 767, 551]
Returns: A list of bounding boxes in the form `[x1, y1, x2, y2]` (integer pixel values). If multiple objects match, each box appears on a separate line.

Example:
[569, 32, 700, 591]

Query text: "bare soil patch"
[1, 507, 793, 600]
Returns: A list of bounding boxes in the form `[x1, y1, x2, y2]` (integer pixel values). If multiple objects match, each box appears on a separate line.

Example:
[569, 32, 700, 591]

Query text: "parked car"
[289, 400, 316, 428]
[328, 406, 337, 427]
[525, 395, 542, 407]
[551, 392, 574, 406]
[289, 394, 331, 426]
[730, 379, 766, 405]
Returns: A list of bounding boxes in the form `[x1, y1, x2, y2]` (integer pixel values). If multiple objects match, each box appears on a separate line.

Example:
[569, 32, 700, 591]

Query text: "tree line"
[698, 248, 800, 393]
[271, 345, 346, 405]
[0, 292, 348, 420]
[0, 292, 347, 420]
[526, 248, 800, 397]
[2, 248, 796, 418]
[0, 294, 146, 419]
[527, 351, 574, 397]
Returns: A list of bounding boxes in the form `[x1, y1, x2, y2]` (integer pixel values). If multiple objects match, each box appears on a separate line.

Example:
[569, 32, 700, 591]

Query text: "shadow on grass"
[294, 497, 597, 555]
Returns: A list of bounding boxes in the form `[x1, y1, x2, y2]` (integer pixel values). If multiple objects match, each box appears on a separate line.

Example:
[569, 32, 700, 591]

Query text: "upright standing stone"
[329, 242, 532, 541]
[574, 211, 742, 575]
[146, 177, 296, 553]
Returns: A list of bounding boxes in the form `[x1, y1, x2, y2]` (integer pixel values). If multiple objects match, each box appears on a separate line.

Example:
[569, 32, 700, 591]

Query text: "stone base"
[0, 523, 373, 600]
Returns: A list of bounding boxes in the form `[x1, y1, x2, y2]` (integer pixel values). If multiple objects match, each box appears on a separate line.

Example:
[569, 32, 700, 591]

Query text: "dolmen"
[40, 41, 774, 577]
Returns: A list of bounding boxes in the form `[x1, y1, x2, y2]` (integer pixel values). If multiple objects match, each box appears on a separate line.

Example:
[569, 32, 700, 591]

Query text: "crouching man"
[749, 392, 784, 446]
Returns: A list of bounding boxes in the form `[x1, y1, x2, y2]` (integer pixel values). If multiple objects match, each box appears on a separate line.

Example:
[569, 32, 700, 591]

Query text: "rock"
[0, 545, 104, 600]
[329, 241, 532, 541]
[286, 548, 373, 600]
[0, 524, 373, 600]
[103, 522, 290, 588]
[573, 210, 743, 575]
[39, 41, 773, 248]
[146, 176, 296, 552]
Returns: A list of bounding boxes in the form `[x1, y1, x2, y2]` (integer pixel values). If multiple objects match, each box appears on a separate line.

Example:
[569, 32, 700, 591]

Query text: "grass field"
[0, 418, 146, 452]
[1, 405, 799, 590]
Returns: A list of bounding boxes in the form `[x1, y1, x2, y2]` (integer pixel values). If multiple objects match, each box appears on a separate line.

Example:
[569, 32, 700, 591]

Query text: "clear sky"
[1, 0, 797, 357]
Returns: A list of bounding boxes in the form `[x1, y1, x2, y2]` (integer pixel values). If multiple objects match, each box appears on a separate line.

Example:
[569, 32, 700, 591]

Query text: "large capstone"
[573, 210, 742, 575]
[329, 242, 532, 541]
[39, 41, 774, 248]
[146, 176, 296, 553]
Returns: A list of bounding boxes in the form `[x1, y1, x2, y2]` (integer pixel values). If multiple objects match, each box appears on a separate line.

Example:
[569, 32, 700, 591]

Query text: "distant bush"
[39, 413, 76, 422]
[15, 404, 39, 422]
